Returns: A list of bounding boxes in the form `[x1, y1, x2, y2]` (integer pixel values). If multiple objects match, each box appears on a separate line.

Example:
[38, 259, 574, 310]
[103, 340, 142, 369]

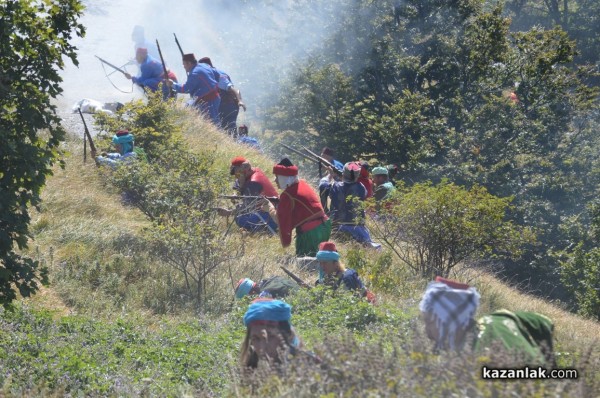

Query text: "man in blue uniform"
[198, 57, 246, 135]
[166, 53, 221, 125]
[124, 48, 163, 92]
[329, 162, 381, 249]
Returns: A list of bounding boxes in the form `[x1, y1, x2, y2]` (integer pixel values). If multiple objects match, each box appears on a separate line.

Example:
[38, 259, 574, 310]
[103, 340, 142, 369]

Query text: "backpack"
[258, 276, 299, 298]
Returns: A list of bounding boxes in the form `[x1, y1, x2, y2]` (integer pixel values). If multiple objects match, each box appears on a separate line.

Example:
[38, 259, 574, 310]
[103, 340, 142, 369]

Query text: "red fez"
[319, 241, 338, 252]
[273, 164, 298, 176]
[435, 276, 470, 290]
[136, 47, 148, 56]
[198, 57, 213, 67]
[231, 156, 247, 166]
[182, 53, 196, 63]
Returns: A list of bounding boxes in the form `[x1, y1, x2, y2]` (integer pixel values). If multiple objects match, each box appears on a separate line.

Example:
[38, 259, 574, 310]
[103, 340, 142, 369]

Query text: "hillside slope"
[8, 105, 600, 396]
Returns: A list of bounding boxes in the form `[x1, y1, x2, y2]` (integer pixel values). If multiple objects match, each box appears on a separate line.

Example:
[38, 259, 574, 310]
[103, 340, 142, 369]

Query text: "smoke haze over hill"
[58, 0, 349, 120]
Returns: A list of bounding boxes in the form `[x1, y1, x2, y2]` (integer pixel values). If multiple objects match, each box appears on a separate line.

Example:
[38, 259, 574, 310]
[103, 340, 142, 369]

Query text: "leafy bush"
[93, 90, 186, 160]
[370, 180, 536, 278]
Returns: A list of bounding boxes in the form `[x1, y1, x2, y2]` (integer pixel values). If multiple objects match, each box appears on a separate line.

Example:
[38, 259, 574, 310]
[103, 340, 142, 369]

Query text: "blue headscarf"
[243, 299, 292, 326]
[235, 278, 255, 299]
[316, 250, 340, 261]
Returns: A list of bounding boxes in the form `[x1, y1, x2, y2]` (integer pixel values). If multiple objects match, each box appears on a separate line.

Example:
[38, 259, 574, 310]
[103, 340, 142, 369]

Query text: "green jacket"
[474, 309, 555, 366]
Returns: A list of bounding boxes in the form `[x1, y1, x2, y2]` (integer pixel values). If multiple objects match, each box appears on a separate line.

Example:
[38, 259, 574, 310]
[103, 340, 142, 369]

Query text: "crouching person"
[419, 277, 555, 366]
[95, 130, 140, 168]
[315, 241, 375, 303]
[241, 299, 303, 369]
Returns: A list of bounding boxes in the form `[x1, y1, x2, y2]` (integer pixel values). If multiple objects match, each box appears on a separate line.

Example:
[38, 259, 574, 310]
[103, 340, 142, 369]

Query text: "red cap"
[318, 241, 338, 252]
[273, 164, 298, 176]
[198, 56, 213, 67]
[231, 156, 247, 166]
[435, 276, 470, 290]
[116, 130, 130, 136]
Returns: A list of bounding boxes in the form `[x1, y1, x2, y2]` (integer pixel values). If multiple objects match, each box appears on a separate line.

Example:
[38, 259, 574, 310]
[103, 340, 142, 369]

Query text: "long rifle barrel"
[77, 108, 97, 160]
[219, 195, 279, 203]
[302, 146, 343, 176]
[173, 33, 184, 57]
[95, 55, 127, 75]
[280, 143, 320, 163]
[280, 266, 311, 288]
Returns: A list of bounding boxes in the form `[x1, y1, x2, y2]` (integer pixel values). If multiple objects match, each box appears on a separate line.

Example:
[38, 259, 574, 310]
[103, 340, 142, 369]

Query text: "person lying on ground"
[419, 276, 555, 366]
[95, 130, 144, 168]
[240, 298, 304, 369]
[315, 241, 376, 303]
[235, 276, 299, 300]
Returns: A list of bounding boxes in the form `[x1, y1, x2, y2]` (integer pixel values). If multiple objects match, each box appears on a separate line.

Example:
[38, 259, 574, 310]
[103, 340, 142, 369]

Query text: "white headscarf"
[419, 281, 480, 350]
[277, 175, 298, 189]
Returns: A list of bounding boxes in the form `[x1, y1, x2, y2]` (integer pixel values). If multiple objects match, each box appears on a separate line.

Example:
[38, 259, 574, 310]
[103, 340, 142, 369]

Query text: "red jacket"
[358, 176, 373, 198]
[240, 168, 279, 197]
[276, 180, 326, 247]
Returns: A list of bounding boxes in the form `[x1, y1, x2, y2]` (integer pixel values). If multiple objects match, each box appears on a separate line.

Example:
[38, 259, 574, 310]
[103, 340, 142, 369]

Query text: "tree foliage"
[370, 180, 535, 278]
[0, 0, 84, 306]
[264, 0, 599, 300]
[560, 201, 600, 320]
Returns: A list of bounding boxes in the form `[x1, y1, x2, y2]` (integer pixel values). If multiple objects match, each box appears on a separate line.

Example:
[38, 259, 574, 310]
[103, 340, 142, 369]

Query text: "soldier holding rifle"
[216, 156, 279, 234]
[166, 53, 221, 125]
[262, 157, 331, 257]
[122, 48, 164, 92]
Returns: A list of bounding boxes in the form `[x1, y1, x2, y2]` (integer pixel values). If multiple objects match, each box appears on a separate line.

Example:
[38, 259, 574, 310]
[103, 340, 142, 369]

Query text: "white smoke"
[59, 0, 349, 122]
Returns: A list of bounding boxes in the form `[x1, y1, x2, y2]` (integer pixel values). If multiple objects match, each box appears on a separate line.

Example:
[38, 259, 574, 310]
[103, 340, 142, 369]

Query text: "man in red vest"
[263, 157, 331, 256]
[217, 156, 279, 233]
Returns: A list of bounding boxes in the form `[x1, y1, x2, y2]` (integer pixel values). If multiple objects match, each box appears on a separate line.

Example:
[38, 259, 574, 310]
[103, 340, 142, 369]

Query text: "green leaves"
[373, 180, 535, 277]
[0, 0, 84, 307]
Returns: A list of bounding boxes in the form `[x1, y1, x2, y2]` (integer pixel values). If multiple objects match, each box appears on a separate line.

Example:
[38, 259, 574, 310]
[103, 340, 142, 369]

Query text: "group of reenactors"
[221, 152, 556, 373]
[125, 26, 246, 136]
[96, 26, 557, 377]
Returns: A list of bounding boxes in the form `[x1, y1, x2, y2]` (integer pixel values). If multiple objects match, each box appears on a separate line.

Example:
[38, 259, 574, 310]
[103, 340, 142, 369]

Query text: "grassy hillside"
[2, 105, 599, 396]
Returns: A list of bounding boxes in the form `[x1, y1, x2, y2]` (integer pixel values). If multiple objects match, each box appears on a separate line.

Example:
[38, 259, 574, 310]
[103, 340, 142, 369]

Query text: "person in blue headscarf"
[95, 130, 139, 168]
[240, 299, 303, 368]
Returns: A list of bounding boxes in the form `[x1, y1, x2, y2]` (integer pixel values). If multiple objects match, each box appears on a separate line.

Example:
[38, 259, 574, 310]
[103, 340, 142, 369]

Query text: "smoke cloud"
[59, 0, 351, 123]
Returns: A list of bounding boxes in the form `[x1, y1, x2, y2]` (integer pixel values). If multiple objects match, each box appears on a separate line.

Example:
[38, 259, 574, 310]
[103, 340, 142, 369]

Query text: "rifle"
[155, 39, 175, 98]
[77, 108, 97, 161]
[173, 33, 184, 57]
[302, 146, 343, 177]
[280, 266, 311, 289]
[219, 195, 279, 203]
[280, 143, 343, 177]
[95, 55, 127, 75]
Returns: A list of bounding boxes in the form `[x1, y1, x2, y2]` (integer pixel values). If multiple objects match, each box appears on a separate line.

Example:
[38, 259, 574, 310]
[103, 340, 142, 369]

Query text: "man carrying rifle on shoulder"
[216, 156, 279, 234]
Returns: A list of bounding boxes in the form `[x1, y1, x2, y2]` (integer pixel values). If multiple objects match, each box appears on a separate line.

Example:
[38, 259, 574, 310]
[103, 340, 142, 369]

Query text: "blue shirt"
[329, 181, 367, 224]
[216, 68, 234, 91]
[173, 63, 219, 99]
[132, 55, 163, 92]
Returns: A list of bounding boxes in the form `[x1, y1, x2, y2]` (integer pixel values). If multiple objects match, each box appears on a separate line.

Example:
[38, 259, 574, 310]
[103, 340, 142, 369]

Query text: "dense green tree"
[264, 0, 598, 299]
[0, 0, 84, 306]
[560, 201, 600, 320]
